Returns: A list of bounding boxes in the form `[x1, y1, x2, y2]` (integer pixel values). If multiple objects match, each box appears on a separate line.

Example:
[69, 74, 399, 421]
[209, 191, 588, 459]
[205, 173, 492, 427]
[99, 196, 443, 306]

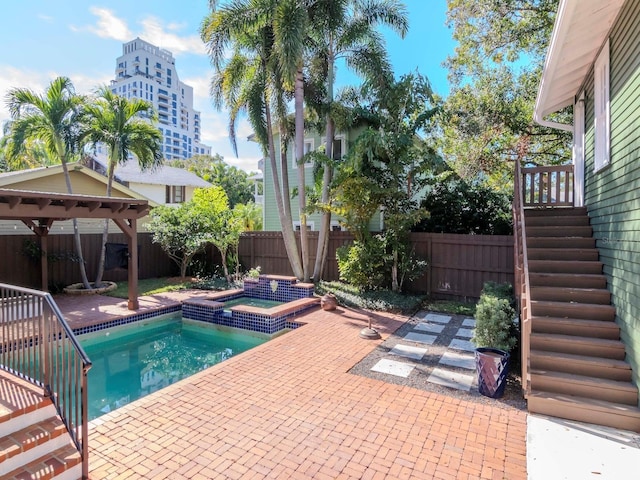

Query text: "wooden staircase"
[524, 207, 640, 432]
[0, 371, 82, 480]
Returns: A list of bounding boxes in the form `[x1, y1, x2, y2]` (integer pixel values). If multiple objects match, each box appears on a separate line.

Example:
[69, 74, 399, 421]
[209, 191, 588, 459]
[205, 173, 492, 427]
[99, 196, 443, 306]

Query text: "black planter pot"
[475, 347, 510, 398]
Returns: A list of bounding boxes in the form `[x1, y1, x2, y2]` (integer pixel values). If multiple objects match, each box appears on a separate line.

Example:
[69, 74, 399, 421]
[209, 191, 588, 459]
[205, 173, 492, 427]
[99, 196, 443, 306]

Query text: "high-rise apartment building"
[108, 37, 211, 161]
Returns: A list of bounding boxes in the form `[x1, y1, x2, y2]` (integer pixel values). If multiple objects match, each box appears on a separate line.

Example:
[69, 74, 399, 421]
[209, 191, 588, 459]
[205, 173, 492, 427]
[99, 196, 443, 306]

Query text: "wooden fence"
[0, 231, 513, 300]
[237, 232, 514, 300]
[0, 233, 177, 290]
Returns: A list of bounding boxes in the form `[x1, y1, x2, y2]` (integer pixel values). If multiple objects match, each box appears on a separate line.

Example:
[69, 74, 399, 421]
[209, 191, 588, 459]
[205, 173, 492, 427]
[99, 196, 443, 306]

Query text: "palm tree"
[306, 0, 409, 280]
[273, 0, 312, 281]
[201, 0, 305, 279]
[81, 85, 163, 286]
[5, 76, 92, 289]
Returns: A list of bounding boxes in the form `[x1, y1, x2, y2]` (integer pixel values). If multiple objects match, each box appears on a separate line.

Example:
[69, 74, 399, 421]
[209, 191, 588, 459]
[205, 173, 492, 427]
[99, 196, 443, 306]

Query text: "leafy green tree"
[147, 203, 211, 279]
[191, 186, 241, 282]
[170, 154, 256, 208]
[305, 0, 409, 281]
[0, 121, 56, 171]
[81, 85, 163, 286]
[233, 202, 263, 231]
[415, 172, 513, 235]
[336, 72, 442, 292]
[201, 0, 305, 280]
[5, 77, 92, 289]
[442, 0, 570, 180]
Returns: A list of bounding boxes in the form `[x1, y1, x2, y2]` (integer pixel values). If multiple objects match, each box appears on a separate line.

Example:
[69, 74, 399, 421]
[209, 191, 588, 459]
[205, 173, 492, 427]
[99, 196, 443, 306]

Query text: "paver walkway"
[75, 296, 526, 479]
[369, 312, 478, 392]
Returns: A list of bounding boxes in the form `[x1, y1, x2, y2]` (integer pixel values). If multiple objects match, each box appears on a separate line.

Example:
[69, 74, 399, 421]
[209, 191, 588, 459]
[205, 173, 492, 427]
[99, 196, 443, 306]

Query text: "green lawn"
[105, 277, 193, 299]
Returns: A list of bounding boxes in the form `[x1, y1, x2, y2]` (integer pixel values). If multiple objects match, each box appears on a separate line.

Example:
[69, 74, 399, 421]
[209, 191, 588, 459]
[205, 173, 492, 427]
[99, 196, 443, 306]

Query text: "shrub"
[415, 177, 513, 235]
[472, 282, 518, 352]
[336, 236, 388, 290]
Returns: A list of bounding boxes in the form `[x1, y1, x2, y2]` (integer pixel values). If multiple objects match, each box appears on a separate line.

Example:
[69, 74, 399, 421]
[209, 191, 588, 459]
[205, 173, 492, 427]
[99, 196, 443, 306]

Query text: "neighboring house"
[256, 127, 384, 232]
[85, 157, 212, 206]
[529, 0, 640, 429]
[0, 163, 159, 235]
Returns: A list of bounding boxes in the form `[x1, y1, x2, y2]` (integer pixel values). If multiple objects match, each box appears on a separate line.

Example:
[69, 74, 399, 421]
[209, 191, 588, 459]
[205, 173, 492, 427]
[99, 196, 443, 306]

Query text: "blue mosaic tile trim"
[243, 277, 312, 302]
[72, 305, 181, 336]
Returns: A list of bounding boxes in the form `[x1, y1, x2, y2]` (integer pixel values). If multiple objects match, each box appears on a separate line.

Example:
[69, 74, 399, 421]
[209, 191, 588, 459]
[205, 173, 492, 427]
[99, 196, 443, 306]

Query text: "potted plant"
[472, 282, 517, 398]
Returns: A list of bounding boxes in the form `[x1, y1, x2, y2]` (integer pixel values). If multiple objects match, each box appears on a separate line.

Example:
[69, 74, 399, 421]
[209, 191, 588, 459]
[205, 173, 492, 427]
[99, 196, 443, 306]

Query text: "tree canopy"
[442, 0, 570, 181]
[169, 154, 257, 208]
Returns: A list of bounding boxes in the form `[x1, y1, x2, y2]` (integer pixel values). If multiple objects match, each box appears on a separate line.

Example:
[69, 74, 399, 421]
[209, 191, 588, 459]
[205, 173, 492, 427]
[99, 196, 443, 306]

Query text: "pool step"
[0, 371, 82, 480]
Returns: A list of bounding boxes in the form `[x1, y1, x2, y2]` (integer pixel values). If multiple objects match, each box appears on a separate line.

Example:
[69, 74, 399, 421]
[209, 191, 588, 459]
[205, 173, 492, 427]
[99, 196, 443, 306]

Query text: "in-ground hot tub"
[182, 275, 319, 334]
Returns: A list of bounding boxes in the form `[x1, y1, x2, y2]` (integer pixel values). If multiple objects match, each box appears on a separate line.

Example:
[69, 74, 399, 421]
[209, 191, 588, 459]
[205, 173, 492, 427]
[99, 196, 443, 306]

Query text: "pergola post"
[127, 218, 139, 310]
[113, 217, 139, 310]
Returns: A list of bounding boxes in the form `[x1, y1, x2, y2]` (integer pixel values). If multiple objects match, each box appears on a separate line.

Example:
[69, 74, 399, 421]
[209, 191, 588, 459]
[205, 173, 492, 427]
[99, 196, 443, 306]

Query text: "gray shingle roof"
[94, 158, 212, 188]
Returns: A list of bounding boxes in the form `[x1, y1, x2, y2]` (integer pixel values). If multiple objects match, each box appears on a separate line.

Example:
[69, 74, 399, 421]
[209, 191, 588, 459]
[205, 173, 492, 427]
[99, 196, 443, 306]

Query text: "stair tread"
[531, 332, 624, 346]
[530, 369, 637, 391]
[531, 349, 630, 368]
[531, 299, 615, 310]
[525, 208, 588, 217]
[0, 372, 49, 422]
[3, 443, 81, 480]
[530, 286, 608, 293]
[531, 316, 619, 327]
[0, 416, 67, 460]
[528, 391, 640, 416]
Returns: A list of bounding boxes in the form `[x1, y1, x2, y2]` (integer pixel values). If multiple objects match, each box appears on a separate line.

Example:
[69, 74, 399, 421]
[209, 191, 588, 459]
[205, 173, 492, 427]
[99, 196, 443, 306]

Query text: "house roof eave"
[534, 0, 626, 124]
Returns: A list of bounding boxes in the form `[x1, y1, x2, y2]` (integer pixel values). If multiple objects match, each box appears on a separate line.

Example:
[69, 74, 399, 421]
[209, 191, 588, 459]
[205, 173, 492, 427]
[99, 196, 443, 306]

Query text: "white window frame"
[293, 221, 315, 231]
[594, 38, 610, 172]
[573, 93, 585, 207]
[321, 134, 347, 161]
[330, 221, 345, 232]
[292, 138, 315, 169]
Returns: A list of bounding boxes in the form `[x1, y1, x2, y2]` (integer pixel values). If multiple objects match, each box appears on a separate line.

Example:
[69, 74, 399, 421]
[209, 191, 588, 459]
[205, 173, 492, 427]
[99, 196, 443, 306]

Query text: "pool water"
[222, 297, 283, 309]
[80, 316, 267, 420]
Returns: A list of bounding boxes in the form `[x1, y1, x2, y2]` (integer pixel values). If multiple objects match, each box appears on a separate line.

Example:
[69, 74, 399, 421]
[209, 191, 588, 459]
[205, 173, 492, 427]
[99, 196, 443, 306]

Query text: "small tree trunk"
[59, 158, 91, 290]
[294, 67, 310, 282]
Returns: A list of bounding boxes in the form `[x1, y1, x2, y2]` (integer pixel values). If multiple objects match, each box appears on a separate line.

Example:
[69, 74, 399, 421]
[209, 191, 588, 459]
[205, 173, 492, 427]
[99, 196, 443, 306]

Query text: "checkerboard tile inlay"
[415, 322, 445, 334]
[371, 359, 415, 378]
[439, 350, 476, 370]
[427, 367, 474, 391]
[403, 332, 437, 345]
[456, 328, 474, 338]
[449, 338, 476, 353]
[389, 344, 428, 360]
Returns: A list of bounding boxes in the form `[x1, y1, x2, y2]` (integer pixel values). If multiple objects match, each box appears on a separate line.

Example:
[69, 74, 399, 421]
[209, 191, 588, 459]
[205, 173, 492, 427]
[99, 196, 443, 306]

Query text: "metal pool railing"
[0, 283, 92, 479]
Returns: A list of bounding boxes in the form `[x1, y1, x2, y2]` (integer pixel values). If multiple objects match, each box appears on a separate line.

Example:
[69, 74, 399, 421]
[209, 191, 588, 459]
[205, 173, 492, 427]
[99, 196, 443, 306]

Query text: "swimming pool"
[80, 315, 267, 420]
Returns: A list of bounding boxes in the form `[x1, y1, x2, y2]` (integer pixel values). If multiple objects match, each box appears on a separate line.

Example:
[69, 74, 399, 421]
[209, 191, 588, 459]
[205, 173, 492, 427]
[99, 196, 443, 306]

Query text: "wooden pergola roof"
[0, 188, 150, 310]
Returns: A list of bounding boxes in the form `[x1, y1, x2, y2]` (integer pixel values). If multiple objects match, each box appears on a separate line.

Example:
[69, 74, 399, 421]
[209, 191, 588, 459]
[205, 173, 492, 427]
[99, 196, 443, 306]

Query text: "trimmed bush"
[472, 282, 517, 352]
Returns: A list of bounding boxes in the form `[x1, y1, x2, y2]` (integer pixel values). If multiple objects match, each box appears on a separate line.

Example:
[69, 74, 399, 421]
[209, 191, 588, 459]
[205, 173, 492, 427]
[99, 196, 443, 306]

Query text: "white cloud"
[139, 16, 206, 56]
[0, 66, 113, 126]
[70, 7, 132, 41]
[72, 7, 205, 56]
[38, 14, 54, 23]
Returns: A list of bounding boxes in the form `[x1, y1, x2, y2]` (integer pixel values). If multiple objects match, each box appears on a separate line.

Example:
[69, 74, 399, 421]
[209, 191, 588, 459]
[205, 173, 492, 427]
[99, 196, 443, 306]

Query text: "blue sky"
[0, 1, 456, 172]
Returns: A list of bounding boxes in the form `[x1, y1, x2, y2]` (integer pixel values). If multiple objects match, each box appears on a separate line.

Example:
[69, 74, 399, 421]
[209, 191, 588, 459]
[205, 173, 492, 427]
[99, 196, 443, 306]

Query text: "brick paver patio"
[59, 293, 526, 479]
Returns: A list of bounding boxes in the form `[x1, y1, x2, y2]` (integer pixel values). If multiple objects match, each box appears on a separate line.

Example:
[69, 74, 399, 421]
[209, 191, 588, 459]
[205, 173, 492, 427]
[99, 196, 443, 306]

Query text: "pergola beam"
[0, 189, 150, 310]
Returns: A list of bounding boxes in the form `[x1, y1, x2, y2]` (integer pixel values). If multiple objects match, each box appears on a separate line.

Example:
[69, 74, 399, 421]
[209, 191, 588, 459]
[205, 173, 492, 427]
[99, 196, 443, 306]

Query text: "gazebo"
[0, 188, 149, 309]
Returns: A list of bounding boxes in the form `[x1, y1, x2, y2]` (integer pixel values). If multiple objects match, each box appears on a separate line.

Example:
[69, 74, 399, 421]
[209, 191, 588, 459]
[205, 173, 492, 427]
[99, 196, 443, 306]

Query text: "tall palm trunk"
[59, 158, 91, 290]
[266, 95, 304, 279]
[313, 50, 335, 281]
[94, 149, 118, 287]
[294, 67, 310, 281]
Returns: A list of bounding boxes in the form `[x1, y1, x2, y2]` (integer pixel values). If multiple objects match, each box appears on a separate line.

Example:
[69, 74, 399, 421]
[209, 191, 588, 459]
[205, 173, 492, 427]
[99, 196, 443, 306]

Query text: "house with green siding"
[526, 0, 640, 430]
[258, 127, 383, 232]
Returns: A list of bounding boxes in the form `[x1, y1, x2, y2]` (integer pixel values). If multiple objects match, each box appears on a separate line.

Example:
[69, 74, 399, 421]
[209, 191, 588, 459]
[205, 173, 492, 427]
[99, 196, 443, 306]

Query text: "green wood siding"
[583, 0, 640, 390]
[262, 127, 383, 231]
